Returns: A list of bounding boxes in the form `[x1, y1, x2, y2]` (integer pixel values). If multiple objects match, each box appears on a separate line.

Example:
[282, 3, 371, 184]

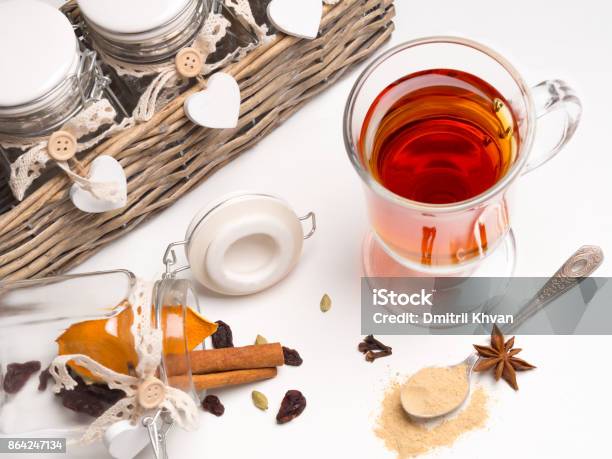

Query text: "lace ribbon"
[6, 100, 133, 201]
[49, 280, 199, 445]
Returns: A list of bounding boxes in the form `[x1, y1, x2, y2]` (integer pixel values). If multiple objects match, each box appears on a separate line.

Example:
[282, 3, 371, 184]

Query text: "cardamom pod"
[251, 390, 268, 411]
[320, 293, 332, 312]
[255, 334, 268, 345]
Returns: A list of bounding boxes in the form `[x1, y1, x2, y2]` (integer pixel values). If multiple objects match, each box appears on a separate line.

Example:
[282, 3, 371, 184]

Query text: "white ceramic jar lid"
[185, 193, 314, 296]
[0, 0, 79, 107]
[77, 0, 191, 35]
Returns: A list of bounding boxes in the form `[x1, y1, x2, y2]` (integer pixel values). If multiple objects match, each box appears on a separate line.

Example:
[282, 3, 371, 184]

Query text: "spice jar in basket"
[75, 0, 262, 112]
[0, 0, 128, 204]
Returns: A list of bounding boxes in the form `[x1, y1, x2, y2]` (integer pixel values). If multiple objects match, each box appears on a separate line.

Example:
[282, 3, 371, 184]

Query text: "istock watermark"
[372, 288, 434, 306]
[361, 277, 612, 335]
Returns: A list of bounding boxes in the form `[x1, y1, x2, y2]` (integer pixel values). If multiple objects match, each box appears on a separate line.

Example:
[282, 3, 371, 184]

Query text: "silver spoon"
[401, 245, 604, 420]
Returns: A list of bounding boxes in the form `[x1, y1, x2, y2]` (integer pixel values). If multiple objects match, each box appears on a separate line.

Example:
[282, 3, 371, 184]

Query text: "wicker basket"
[0, 0, 395, 281]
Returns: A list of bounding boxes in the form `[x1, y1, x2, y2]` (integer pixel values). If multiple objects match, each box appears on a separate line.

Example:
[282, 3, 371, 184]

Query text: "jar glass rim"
[343, 36, 536, 213]
[80, 0, 207, 64]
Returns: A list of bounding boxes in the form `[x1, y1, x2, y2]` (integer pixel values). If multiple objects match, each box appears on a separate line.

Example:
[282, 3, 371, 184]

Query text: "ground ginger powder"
[375, 374, 488, 458]
[401, 365, 469, 417]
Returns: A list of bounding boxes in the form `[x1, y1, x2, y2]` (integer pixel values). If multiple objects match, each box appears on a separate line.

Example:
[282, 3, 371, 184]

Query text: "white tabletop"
[10, 0, 612, 457]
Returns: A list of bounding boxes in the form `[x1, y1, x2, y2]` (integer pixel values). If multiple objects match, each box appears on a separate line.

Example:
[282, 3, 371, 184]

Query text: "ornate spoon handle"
[502, 245, 604, 335]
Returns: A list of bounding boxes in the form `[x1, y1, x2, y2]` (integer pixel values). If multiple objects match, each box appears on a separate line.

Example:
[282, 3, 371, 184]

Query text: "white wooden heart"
[70, 155, 127, 213]
[104, 420, 150, 459]
[267, 0, 323, 40]
[184, 72, 241, 129]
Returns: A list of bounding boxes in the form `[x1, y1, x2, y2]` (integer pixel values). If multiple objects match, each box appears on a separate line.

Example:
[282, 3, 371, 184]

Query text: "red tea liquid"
[359, 69, 518, 267]
[361, 69, 518, 204]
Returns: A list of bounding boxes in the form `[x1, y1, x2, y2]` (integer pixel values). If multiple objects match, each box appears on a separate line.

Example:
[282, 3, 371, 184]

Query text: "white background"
[7, 0, 612, 458]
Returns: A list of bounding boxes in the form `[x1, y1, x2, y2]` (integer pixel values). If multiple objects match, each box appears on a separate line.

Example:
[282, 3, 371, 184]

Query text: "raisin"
[60, 389, 107, 417]
[71, 372, 125, 403]
[202, 395, 225, 416]
[56, 371, 125, 416]
[38, 366, 53, 391]
[211, 320, 234, 349]
[3, 361, 41, 394]
[85, 382, 126, 404]
[276, 390, 306, 424]
[282, 347, 303, 366]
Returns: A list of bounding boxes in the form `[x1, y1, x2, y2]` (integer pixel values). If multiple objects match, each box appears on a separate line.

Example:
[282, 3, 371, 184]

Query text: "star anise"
[473, 325, 535, 390]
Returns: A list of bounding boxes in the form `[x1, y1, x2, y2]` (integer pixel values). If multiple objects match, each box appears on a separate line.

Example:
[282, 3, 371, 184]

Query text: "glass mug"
[344, 37, 581, 274]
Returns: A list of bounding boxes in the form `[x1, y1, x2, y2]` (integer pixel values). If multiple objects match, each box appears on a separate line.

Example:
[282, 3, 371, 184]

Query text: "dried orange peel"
[56, 301, 217, 380]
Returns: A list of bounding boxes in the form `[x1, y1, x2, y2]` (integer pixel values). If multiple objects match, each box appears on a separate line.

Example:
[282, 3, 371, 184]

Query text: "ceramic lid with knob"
[0, 0, 79, 108]
[77, 0, 191, 35]
[184, 193, 315, 296]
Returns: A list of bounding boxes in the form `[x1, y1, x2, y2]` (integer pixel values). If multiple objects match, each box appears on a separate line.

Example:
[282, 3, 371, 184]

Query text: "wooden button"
[137, 376, 166, 409]
[48, 130, 77, 161]
[175, 47, 203, 78]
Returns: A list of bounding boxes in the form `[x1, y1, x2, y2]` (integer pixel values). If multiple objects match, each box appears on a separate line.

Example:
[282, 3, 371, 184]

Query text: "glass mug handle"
[522, 80, 582, 175]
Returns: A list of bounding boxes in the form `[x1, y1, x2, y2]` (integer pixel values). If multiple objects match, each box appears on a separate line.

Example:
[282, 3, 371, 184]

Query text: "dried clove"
[358, 335, 392, 362]
[361, 335, 392, 352]
[365, 349, 393, 362]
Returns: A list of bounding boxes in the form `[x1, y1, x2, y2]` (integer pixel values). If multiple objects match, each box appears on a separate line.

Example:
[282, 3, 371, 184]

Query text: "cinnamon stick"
[171, 368, 278, 391]
[166, 343, 285, 376]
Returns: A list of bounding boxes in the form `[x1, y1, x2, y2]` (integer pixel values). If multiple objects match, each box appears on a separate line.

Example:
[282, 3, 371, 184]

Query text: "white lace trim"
[49, 279, 199, 445]
[225, 0, 268, 40]
[6, 100, 133, 201]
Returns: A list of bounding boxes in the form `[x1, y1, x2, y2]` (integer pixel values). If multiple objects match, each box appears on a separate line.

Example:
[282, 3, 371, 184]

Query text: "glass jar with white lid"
[0, 0, 124, 140]
[75, 0, 261, 112]
[76, 0, 208, 112]
[0, 0, 126, 204]
[77, 0, 210, 65]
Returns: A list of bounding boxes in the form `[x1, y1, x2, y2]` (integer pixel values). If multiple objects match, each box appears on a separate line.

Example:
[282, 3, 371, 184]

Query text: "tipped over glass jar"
[0, 270, 205, 458]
